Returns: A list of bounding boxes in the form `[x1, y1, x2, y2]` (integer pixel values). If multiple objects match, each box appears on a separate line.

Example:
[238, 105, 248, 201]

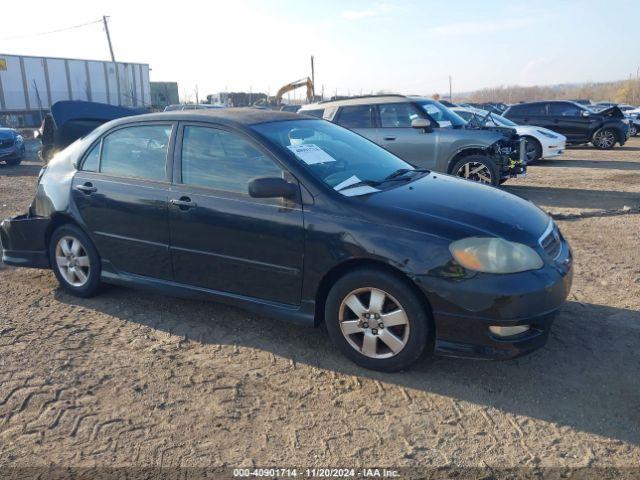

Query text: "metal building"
[0, 53, 151, 127]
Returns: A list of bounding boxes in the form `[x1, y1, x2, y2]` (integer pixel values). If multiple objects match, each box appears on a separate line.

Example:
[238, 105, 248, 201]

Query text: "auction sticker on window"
[287, 143, 336, 165]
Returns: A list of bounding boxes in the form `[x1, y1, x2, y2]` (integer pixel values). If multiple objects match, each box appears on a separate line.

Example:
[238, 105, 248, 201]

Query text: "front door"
[72, 123, 174, 280]
[547, 102, 588, 142]
[168, 124, 305, 305]
[375, 102, 437, 169]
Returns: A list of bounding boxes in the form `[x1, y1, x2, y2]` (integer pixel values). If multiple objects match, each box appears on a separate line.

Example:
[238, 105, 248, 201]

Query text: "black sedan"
[0, 109, 573, 371]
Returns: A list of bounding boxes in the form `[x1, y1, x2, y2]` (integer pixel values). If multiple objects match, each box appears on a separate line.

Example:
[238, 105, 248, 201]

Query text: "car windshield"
[252, 119, 418, 194]
[415, 100, 466, 128]
[481, 112, 517, 127]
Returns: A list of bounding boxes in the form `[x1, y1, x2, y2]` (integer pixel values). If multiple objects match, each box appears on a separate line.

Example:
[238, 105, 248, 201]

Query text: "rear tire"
[592, 128, 617, 149]
[324, 268, 431, 372]
[450, 154, 500, 186]
[49, 224, 101, 297]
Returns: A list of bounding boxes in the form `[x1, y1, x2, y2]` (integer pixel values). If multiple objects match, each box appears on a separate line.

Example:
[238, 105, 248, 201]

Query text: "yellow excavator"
[254, 77, 314, 108]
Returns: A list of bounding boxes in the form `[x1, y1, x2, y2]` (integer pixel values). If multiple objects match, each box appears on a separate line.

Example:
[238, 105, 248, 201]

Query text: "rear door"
[374, 102, 437, 169]
[168, 123, 305, 305]
[333, 104, 377, 141]
[72, 122, 175, 280]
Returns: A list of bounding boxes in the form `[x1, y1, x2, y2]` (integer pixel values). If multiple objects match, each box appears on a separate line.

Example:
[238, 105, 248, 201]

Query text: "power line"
[1, 19, 103, 41]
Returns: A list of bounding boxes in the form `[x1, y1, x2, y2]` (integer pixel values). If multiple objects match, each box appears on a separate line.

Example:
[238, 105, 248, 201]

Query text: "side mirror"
[411, 118, 432, 133]
[581, 110, 590, 117]
[248, 177, 297, 199]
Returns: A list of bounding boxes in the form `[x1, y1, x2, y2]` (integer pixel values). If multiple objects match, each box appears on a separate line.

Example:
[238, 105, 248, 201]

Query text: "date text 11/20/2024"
[233, 468, 400, 478]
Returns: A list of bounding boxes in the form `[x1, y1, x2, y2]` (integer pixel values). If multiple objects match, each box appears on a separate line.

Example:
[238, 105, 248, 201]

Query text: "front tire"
[450, 154, 500, 186]
[324, 268, 431, 372]
[49, 224, 101, 297]
[592, 128, 617, 150]
[4, 157, 23, 166]
[523, 137, 542, 163]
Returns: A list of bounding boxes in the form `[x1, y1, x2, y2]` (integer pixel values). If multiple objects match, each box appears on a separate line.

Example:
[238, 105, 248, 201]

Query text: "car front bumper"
[414, 241, 573, 360]
[0, 214, 50, 269]
[542, 138, 566, 158]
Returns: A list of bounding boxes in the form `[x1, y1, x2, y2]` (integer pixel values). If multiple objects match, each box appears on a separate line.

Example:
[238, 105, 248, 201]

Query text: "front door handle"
[170, 196, 197, 210]
[383, 136, 397, 141]
[75, 183, 97, 194]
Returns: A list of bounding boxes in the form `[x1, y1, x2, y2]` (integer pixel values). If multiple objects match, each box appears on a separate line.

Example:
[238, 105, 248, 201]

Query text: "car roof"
[313, 95, 417, 107]
[105, 108, 307, 129]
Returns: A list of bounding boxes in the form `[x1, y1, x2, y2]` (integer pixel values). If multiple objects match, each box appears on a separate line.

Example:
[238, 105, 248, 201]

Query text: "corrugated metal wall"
[0, 53, 151, 112]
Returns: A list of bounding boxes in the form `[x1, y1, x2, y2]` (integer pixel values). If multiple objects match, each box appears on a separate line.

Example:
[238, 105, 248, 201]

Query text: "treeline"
[462, 78, 640, 105]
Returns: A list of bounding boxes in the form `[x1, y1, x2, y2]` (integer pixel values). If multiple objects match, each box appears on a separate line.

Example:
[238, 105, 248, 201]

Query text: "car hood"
[362, 173, 550, 245]
[514, 125, 566, 141]
[594, 105, 624, 118]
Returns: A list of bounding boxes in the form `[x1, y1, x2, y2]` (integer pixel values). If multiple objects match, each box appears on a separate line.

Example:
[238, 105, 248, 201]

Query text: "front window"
[379, 103, 422, 127]
[415, 100, 466, 128]
[180, 126, 283, 194]
[252, 120, 415, 193]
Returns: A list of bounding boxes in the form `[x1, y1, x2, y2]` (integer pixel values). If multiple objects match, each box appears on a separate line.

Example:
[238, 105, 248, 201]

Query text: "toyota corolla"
[0, 109, 572, 371]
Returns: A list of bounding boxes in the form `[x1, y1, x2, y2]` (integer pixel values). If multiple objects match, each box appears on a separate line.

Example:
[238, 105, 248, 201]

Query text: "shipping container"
[0, 53, 150, 127]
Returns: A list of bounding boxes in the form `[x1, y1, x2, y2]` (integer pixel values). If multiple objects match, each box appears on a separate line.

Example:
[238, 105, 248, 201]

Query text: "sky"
[2, 0, 639, 101]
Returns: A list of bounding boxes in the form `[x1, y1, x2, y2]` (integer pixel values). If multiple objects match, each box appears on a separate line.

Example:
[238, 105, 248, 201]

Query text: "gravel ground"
[0, 138, 639, 473]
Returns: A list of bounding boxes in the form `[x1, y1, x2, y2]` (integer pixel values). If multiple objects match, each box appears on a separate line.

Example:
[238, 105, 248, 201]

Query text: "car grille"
[539, 222, 561, 259]
[0, 138, 15, 149]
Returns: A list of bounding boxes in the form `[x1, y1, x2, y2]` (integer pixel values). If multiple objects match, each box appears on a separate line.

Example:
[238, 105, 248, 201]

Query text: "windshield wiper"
[335, 179, 381, 192]
[382, 168, 429, 181]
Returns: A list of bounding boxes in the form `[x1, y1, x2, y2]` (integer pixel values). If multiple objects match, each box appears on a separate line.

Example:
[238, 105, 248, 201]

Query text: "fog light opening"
[489, 325, 530, 338]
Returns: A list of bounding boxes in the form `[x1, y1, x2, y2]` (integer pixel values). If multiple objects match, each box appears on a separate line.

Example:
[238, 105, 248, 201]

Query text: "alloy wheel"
[338, 287, 410, 359]
[524, 141, 538, 162]
[594, 130, 615, 149]
[55, 236, 91, 287]
[456, 162, 493, 184]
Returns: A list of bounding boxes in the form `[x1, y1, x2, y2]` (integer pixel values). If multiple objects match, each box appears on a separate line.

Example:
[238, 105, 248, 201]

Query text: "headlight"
[536, 130, 557, 139]
[15, 135, 24, 143]
[449, 237, 543, 274]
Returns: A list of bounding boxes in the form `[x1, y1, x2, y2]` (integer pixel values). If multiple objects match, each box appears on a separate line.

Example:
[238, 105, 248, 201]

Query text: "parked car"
[452, 106, 566, 163]
[0, 126, 25, 166]
[503, 101, 630, 149]
[39, 101, 147, 162]
[164, 104, 225, 111]
[299, 95, 526, 186]
[0, 109, 572, 371]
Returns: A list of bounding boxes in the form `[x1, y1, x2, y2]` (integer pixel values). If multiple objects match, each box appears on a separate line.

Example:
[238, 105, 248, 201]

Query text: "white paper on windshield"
[333, 175, 380, 196]
[333, 175, 361, 191]
[287, 143, 336, 165]
[438, 120, 452, 128]
[340, 186, 380, 197]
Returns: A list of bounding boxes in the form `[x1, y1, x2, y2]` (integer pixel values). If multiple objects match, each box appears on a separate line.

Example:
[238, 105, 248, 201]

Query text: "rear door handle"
[170, 197, 197, 209]
[75, 183, 97, 194]
[383, 136, 397, 141]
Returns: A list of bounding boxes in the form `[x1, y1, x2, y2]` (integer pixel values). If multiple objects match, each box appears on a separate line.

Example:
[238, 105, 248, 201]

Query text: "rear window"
[100, 125, 172, 181]
[335, 105, 374, 128]
[508, 103, 546, 116]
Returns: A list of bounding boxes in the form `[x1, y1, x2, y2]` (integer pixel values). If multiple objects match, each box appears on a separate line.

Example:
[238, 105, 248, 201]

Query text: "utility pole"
[102, 16, 116, 62]
[310, 55, 316, 101]
[449, 75, 452, 101]
[103, 16, 120, 105]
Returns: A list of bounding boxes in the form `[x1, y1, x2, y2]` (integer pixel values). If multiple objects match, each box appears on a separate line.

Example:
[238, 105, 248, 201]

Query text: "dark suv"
[503, 101, 630, 149]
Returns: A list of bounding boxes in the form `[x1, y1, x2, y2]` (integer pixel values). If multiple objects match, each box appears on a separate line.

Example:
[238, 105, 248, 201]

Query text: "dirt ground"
[0, 137, 639, 473]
